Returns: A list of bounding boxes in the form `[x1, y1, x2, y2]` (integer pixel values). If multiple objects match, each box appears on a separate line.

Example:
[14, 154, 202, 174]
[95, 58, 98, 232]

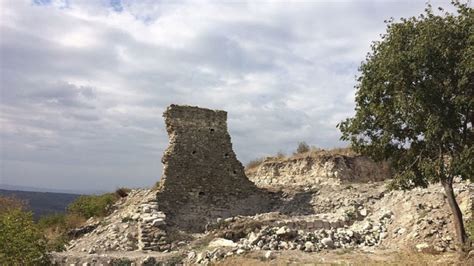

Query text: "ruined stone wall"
[247, 154, 391, 188]
[156, 105, 273, 232]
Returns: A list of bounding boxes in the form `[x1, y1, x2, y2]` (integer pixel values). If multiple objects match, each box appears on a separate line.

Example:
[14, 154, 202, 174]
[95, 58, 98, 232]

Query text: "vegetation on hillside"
[0, 195, 50, 264]
[67, 193, 119, 218]
[338, 1, 473, 250]
[40, 188, 129, 250]
[0, 187, 130, 261]
[0, 189, 81, 220]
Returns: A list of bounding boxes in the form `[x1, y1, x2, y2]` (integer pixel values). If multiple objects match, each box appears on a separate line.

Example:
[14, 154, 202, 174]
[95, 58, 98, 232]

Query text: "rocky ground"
[51, 178, 473, 265]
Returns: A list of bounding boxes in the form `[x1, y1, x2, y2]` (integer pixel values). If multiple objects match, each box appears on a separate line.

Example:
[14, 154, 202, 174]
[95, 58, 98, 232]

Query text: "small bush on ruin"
[294, 141, 310, 155]
[115, 187, 131, 198]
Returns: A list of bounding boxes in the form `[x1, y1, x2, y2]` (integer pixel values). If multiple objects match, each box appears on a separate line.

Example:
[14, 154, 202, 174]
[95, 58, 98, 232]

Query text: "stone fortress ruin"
[155, 104, 274, 232]
[51, 104, 473, 265]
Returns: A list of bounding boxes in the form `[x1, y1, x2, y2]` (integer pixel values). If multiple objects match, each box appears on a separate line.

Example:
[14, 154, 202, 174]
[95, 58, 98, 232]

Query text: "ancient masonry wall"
[247, 155, 391, 188]
[156, 105, 273, 232]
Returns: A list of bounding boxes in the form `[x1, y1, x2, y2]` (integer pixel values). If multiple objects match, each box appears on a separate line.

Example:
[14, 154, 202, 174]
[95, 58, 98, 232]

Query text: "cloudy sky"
[0, 0, 452, 193]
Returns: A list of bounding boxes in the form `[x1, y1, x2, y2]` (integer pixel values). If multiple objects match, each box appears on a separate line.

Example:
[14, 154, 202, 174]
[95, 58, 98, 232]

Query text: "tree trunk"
[441, 180, 469, 251]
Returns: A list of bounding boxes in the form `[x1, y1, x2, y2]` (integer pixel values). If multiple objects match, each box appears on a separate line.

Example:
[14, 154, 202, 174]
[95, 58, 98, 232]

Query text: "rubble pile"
[239, 212, 393, 252]
[63, 190, 171, 254]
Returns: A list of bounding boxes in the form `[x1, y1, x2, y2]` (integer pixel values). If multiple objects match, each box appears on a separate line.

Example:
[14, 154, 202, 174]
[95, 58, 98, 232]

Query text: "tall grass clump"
[245, 157, 264, 170]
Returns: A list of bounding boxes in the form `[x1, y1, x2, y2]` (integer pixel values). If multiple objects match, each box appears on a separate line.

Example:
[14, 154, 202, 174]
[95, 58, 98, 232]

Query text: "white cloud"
[0, 0, 449, 192]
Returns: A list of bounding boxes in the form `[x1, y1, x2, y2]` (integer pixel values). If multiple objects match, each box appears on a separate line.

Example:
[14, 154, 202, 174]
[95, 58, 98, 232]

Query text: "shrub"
[65, 213, 86, 229]
[38, 213, 66, 229]
[37, 212, 87, 252]
[295, 141, 310, 154]
[115, 187, 131, 198]
[0, 208, 49, 264]
[38, 214, 69, 251]
[0, 195, 26, 215]
[67, 193, 119, 218]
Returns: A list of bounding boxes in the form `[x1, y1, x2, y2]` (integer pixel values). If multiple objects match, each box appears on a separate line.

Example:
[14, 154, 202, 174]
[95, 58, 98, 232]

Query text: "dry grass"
[65, 213, 87, 229]
[216, 249, 472, 265]
[291, 146, 357, 159]
[245, 146, 357, 171]
[38, 213, 87, 251]
[246, 157, 265, 170]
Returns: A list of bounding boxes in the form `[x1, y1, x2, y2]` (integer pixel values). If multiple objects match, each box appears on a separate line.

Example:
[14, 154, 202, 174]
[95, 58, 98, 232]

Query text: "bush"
[38, 213, 84, 233]
[67, 193, 119, 218]
[115, 187, 131, 198]
[37, 212, 87, 252]
[0, 195, 26, 215]
[38, 213, 66, 229]
[295, 141, 310, 154]
[0, 208, 49, 264]
[37, 214, 69, 251]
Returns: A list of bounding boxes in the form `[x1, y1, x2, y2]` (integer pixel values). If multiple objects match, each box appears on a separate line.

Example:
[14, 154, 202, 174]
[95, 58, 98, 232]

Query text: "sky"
[0, 0, 454, 193]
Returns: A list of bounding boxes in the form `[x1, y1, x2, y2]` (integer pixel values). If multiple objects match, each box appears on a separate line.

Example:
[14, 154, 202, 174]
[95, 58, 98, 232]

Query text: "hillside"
[0, 189, 81, 219]
[50, 105, 474, 265]
[51, 178, 473, 264]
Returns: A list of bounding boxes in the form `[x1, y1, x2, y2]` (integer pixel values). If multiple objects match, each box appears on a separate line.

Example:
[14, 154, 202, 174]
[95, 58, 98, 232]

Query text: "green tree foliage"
[0, 197, 49, 264]
[338, 1, 473, 249]
[67, 193, 119, 218]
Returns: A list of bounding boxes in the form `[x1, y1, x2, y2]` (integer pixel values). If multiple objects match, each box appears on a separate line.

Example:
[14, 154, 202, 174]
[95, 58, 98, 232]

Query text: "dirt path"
[218, 249, 473, 265]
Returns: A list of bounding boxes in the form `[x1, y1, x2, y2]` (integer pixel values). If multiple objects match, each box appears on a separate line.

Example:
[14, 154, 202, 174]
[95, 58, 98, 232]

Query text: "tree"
[338, 1, 473, 250]
[0, 196, 50, 264]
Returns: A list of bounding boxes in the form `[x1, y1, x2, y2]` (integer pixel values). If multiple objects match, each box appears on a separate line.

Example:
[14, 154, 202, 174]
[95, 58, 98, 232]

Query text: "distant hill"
[0, 189, 82, 220]
[0, 184, 101, 195]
